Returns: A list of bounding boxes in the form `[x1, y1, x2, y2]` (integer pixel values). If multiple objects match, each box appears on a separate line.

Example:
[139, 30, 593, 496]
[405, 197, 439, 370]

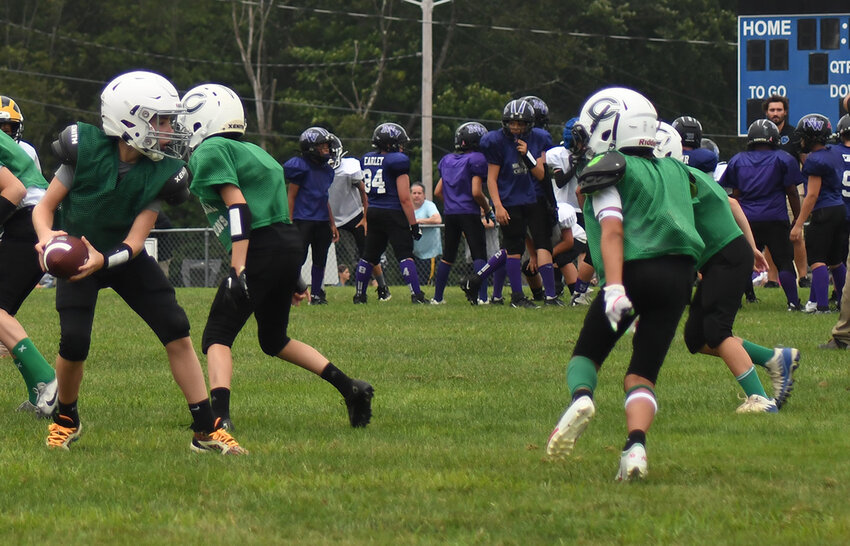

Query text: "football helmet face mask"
[794, 113, 832, 153]
[654, 122, 684, 161]
[371, 122, 410, 152]
[101, 71, 191, 161]
[520, 95, 549, 129]
[0, 96, 24, 141]
[836, 114, 850, 140]
[501, 99, 534, 138]
[746, 119, 780, 149]
[671, 116, 703, 148]
[180, 84, 246, 152]
[454, 121, 487, 152]
[299, 127, 333, 164]
[572, 87, 658, 158]
[329, 133, 346, 168]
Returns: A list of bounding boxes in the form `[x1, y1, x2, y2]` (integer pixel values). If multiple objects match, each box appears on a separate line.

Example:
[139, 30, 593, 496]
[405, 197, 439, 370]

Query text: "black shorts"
[684, 236, 752, 352]
[294, 219, 333, 268]
[750, 220, 794, 273]
[443, 213, 486, 263]
[527, 197, 556, 253]
[55, 250, 190, 361]
[0, 207, 43, 314]
[202, 223, 303, 356]
[338, 213, 366, 257]
[805, 205, 848, 266]
[363, 207, 413, 264]
[573, 255, 695, 384]
[554, 240, 588, 269]
[500, 203, 536, 255]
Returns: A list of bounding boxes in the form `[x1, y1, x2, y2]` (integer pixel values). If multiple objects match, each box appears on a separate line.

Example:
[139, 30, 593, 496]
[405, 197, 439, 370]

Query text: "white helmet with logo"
[654, 122, 684, 161]
[179, 84, 246, 151]
[571, 87, 658, 158]
[101, 70, 190, 161]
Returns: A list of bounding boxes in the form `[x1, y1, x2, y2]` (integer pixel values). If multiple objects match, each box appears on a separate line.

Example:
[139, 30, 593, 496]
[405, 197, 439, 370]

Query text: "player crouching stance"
[545, 88, 704, 480]
[32, 71, 246, 454]
[179, 84, 373, 432]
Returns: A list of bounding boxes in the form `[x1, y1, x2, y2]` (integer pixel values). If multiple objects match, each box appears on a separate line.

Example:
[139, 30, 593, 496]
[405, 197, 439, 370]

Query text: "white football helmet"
[654, 122, 684, 161]
[571, 87, 658, 158]
[180, 84, 246, 151]
[101, 71, 190, 161]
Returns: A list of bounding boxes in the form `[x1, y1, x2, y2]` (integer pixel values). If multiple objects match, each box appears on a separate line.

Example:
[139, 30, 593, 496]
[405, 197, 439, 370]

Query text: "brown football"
[43, 235, 88, 278]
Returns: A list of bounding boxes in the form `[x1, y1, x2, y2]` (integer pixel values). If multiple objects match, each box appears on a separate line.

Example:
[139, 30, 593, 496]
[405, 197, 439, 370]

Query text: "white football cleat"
[616, 443, 648, 481]
[35, 378, 58, 418]
[735, 394, 778, 414]
[546, 395, 595, 459]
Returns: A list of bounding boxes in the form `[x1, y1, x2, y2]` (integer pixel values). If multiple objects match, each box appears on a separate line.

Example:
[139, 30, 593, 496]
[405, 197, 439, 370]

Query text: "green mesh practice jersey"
[0, 130, 46, 190]
[188, 136, 290, 252]
[674, 160, 743, 269]
[59, 123, 185, 251]
[583, 154, 704, 284]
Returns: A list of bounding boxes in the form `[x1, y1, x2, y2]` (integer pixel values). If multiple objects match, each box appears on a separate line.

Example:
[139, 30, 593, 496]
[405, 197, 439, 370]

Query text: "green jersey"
[674, 161, 743, 269]
[583, 154, 704, 285]
[0, 130, 46, 190]
[189, 136, 291, 252]
[59, 123, 185, 251]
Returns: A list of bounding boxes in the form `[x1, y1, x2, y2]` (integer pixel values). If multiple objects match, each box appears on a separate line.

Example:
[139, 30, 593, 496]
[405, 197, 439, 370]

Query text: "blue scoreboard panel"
[738, 1, 850, 135]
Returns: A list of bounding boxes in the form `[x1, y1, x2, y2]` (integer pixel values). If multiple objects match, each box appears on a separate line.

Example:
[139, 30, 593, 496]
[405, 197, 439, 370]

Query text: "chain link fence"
[150, 225, 500, 288]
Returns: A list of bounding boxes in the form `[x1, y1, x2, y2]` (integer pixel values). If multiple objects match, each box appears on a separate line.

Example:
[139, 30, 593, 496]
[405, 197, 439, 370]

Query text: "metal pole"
[404, 0, 450, 200]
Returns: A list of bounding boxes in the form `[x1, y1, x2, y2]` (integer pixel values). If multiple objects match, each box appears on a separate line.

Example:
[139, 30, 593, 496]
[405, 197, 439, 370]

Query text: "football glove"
[410, 223, 422, 241]
[603, 283, 633, 331]
[484, 209, 496, 224]
[224, 267, 250, 308]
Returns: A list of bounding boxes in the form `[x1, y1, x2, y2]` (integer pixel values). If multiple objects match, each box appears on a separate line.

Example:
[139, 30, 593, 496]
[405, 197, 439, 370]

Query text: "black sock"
[55, 400, 79, 428]
[567, 282, 576, 295]
[572, 389, 593, 403]
[210, 387, 231, 420]
[623, 430, 646, 451]
[188, 399, 216, 433]
[321, 362, 354, 397]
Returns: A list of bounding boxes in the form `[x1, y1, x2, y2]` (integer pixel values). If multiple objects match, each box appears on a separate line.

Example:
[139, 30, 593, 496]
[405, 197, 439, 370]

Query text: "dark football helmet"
[793, 113, 832, 152]
[501, 99, 534, 137]
[671, 116, 703, 148]
[746, 119, 780, 149]
[836, 114, 850, 140]
[454, 121, 487, 151]
[371, 122, 410, 152]
[328, 133, 345, 168]
[520, 95, 549, 129]
[561, 117, 579, 147]
[299, 126, 333, 163]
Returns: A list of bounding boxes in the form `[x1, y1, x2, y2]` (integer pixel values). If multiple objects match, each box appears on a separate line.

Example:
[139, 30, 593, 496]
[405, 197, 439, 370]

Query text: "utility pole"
[404, 0, 451, 199]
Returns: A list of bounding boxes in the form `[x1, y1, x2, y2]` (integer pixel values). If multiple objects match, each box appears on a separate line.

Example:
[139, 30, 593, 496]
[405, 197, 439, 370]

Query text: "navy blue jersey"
[361, 151, 410, 211]
[479, 128, 550, 207]
[721, 149, 802, 222]
[437, 151, 488, 215]
[802, 146, 845, 212]
[682, 147, 718, 174]
[283, 155, 334, 221]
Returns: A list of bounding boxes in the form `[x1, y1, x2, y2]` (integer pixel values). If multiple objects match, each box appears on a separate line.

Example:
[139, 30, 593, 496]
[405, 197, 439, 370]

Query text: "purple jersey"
[479, 128, 550, 207]
[437, 151, 487, 215]
[721, 148, 803, 222]
[682, 147, 718, 174]
[361, 150, 410, 211]
[834, 143, 850, 219]
[802, 146, 845, 211]
[283, 155, 334, 221]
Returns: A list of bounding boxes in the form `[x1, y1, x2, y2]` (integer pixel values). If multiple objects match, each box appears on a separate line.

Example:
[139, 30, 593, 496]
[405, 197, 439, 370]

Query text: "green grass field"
[2, 284, 850, 544]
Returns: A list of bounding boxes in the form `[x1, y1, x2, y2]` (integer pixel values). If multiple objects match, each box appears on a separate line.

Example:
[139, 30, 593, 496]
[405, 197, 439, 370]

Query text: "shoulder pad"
[577, 151, 626, 194]
[51, 124, 79, 165]
[158, 166, 192, 205]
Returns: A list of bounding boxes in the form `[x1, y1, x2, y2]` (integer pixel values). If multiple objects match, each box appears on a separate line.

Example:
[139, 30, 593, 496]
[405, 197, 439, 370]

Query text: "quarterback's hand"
[224, 266, 250, 307]
[603, 283, 633, 331]
[410, 223, 422, 241]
